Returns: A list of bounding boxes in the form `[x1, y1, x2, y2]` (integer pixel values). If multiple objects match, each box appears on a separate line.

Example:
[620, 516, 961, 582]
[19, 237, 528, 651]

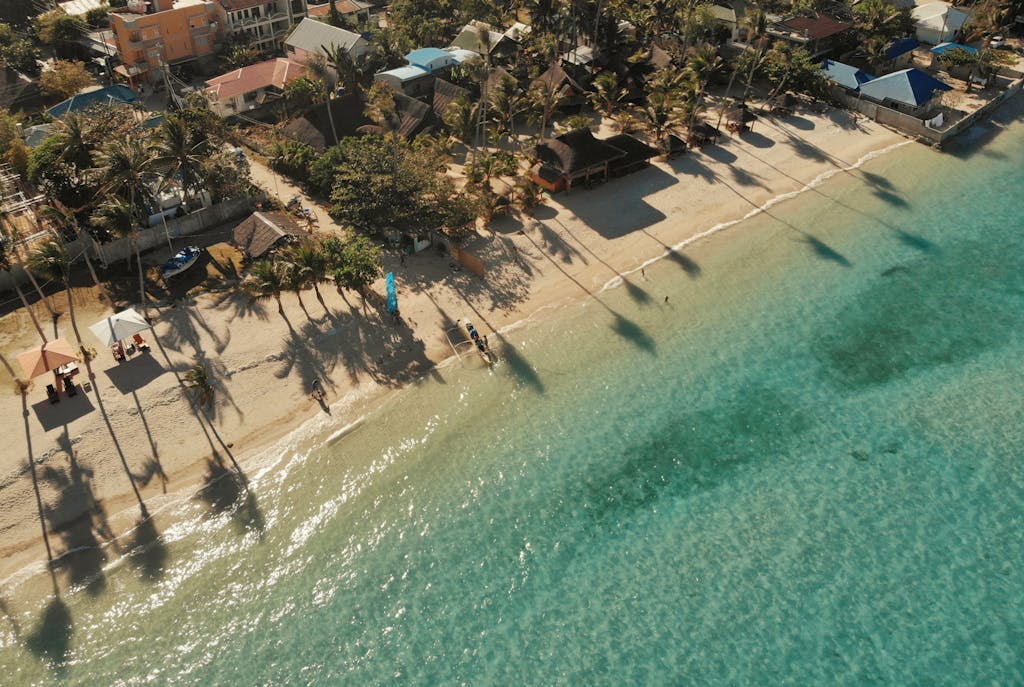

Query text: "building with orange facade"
[109, 0, 223, 86]
[110, 0, 307, 87]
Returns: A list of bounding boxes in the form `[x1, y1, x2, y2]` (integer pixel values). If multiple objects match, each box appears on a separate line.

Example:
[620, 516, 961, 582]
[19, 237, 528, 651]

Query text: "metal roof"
[821, 59, 875, 90]
[858, 68, 952, 107]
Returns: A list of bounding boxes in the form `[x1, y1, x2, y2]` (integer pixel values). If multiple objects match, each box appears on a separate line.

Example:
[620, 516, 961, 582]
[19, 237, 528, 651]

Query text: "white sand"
[0, 106, 906, 586]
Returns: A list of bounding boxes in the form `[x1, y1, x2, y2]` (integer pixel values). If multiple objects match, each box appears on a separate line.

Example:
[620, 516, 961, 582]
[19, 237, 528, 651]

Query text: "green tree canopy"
[326, 134, 472, 234]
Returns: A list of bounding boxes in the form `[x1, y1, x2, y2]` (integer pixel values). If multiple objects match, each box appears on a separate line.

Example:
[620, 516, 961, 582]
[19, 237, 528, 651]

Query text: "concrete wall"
[0, 196, 256, 293]
[836, 77, 1023, 146]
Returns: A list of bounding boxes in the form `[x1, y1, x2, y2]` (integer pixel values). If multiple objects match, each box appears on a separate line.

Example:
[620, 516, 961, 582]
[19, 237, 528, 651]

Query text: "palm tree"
[38, 203, 100, 286]
[589, 71, 625, 119]
[304, 54, 339, 146]
[151, 115, 209, 214]
[28, 240, 85, 347]
[526, 77, 565, 140]
[0, 208, 57, 322]
[243, 259, 285, 315]
[740, 6, 768, 102]
[94, 135, 160, 319]
[0, 228, 47, 344]
[284, 241, 328, 306]
[442, 95, 481, 146]
[639, 89, 685, 143]
[279, 255, 310, 313]
[322, 43, 361, 96]
[488, 73, 527, 146]
[184, 362, 215, 407]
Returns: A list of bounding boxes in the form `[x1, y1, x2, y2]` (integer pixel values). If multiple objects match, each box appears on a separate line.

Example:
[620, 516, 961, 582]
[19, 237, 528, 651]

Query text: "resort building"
[279, 92, 370, 151]
[109, 0, 222, 86]
[857, 68, 952, 116]
[284, 17, 370, 64]
[821, 59, 876, 92]
[449, 20, 519, 61]
[530, 128, 627, 193]
[768, 13, 853, 58]
[232, 211, 309, 259]
[216, 0, 309, 53]
[374, 47, 462, 97]
[203, 57, 306, 116]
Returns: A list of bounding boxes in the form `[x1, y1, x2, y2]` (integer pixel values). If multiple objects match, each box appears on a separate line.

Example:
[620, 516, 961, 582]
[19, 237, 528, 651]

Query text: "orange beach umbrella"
[16, 339, 79, 379]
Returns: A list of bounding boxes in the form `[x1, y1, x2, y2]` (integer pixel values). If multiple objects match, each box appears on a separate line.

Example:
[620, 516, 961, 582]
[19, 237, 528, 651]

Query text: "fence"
[836, 77, 1024, 146]
[0, 196, 257, 292]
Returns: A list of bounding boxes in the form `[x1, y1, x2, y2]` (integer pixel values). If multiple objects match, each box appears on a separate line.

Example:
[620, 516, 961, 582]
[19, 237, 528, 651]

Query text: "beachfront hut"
[232, 212, 309, 260]
[531, 62, 589, 110]
[530, 128, 627, 193]
[605, 134, 660, 176]
[450, 20, 519, 60]
[725, 103, 758, 133]
[765, 92, 797, 115]
[687, 121, 720, 148]
[857, 68, 952, 116]
[661, 133, 687, 158]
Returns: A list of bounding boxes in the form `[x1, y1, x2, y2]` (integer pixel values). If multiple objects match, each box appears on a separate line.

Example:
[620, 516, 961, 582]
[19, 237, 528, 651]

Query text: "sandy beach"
[0, 105, 905, 588]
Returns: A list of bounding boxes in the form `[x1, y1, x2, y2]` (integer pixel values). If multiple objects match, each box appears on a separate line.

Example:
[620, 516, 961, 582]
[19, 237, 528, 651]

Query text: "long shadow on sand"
[553, 164, 677, 239]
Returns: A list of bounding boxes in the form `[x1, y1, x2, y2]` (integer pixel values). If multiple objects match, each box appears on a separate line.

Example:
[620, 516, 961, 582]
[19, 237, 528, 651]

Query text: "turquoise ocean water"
[2, 105, 1023, 685]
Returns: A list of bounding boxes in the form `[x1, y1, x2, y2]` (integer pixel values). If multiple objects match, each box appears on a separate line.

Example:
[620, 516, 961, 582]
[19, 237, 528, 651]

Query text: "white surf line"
[600, 139, 913, 293]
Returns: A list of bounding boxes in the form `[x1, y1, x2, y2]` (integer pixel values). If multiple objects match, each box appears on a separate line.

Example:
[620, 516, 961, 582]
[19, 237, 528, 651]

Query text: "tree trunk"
[17, 251, 56, 320]
[134, 234, 148, 320]
[715, 68, 742, 136]
[275, 292, 283, 314]
[325, 93, 339, 146]
[0, 351, 16, 379]
[64, 280, 84, 347]
[15, 281, 48, 344]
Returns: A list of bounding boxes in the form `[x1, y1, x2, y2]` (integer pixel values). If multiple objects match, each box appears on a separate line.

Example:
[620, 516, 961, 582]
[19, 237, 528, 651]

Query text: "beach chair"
[112, 344, 126, 361]
[63, 377, 77, 397]
[133, 333, 150, 352]
[46, 384, 60, 404]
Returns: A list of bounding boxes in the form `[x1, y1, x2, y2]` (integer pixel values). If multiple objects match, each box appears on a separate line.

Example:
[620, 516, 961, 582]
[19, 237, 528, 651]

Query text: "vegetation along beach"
[0, 0, 1022, 683]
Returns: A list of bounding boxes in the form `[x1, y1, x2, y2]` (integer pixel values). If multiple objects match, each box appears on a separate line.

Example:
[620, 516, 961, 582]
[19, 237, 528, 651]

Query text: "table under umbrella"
[89, 308, 152, 347]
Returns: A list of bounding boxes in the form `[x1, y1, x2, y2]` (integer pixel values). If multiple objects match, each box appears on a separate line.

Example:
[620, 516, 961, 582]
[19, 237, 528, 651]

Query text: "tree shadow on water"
[126, 517, 168, 581]
[798, 233, 852, 267]
[197, 454, 265, 536]
[43, 463, 111, 596]
[26, 598, 72, 672]
[893, 229, 938, 253]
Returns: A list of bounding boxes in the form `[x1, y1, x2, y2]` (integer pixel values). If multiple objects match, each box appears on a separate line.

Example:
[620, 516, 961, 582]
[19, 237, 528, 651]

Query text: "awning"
[17, 339, 79, 379]
[89, 308, 152, 346]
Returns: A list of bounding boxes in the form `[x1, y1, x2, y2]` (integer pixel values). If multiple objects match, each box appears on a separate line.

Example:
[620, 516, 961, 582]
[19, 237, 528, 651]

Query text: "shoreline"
[0, 106, 909, 594]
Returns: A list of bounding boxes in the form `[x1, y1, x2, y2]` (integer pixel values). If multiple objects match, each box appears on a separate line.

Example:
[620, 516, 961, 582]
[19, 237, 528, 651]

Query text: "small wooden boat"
[160, 245, 201, 280]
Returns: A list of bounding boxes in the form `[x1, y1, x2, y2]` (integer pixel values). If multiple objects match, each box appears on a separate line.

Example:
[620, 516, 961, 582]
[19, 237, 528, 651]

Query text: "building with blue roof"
[375, 65, 434, 98]
[930, 42, 978, 56]
[858, 68, 952, 115]
[821, 59, 875, 91]
[405, 48, 458, 72]
[880, 37, 921, 67]
[46, 84, 137, 118]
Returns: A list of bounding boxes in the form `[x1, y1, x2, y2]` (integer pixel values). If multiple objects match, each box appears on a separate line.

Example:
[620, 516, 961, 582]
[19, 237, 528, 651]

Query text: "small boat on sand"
[160, 246, 202, 280]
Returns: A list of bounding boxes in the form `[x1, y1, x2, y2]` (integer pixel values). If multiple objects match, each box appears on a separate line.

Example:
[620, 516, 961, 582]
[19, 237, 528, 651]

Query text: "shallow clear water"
[2, 106, 1023, 686]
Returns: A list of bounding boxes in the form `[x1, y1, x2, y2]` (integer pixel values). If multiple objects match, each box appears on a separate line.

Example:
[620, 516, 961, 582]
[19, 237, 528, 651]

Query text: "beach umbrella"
[726, 104, 758, 124]
[16, 339, 79, 379]
[89, 308, 152, 346]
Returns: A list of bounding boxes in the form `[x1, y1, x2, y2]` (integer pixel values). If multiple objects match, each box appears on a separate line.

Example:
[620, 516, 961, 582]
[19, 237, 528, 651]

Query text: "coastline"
[0, 105, 908, 592]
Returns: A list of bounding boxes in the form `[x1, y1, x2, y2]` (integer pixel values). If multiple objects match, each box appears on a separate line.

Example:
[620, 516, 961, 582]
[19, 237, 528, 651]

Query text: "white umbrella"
[89, 308, 152, 346]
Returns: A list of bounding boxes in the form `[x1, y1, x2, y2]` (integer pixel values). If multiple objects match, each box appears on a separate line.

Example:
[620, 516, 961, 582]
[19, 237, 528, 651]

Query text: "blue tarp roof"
[858, 68, 952, 107]
[821, 59, 875, 90]
[45, 84, 136, 117]
[930, 42, 978, 55]
[886, 37, 919, 59]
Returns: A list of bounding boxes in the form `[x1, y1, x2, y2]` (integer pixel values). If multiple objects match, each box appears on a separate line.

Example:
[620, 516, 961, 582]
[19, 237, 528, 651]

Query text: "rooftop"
[205, 58, 306, 101]
[284, 17, 366, 54]
[779, 14, 853, 40]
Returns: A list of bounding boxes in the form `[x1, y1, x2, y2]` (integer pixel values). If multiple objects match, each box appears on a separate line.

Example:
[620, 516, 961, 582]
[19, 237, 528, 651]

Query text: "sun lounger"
[46, 384, 60, 404]
[133, 333, 150, 351]
[63, 377, 77, 396]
